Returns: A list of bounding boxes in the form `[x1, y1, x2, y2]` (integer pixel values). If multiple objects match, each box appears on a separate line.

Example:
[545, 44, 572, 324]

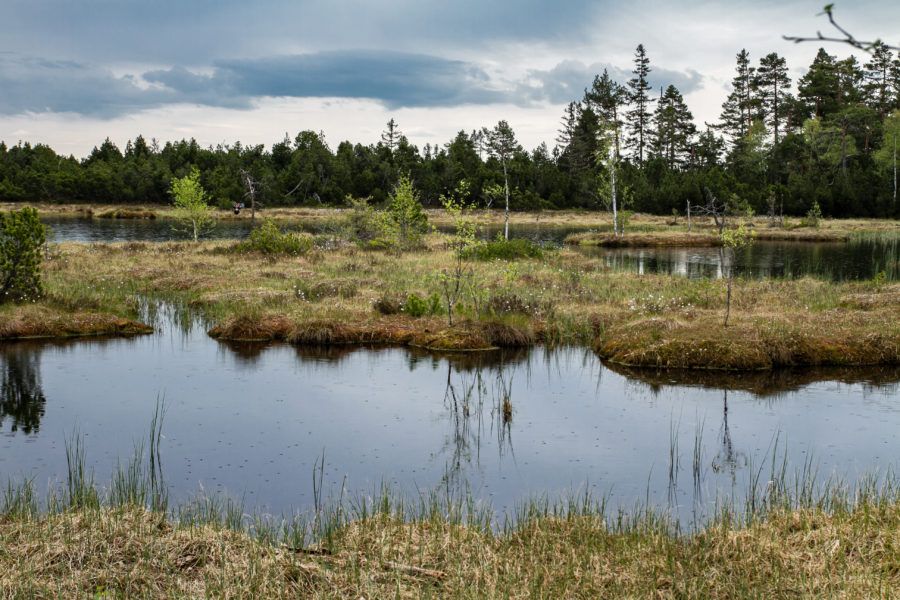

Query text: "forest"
[1, 43, 898, 218]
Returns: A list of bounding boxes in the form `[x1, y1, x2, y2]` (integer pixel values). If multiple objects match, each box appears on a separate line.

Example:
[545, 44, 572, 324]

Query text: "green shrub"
[386, 175, 428, 249]
[462, 238, 544, 261]
[403, 292, 442, 317]
[0, 207, 46, 303]
[235, 219, 313, 256]
[801, 201, 823, 228]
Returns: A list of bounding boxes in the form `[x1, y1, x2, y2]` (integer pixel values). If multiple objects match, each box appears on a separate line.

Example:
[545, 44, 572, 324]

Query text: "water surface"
[2, 306, 898, 523]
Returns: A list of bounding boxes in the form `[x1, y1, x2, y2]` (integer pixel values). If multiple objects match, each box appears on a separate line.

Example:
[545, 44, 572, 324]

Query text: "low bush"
[462, 238, 544, 261]
[234, 219, 313, 256]
[372, 291, 442, 317]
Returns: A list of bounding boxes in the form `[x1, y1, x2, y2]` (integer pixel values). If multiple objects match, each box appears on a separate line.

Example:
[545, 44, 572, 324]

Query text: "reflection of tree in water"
[0, 345, 46, 434]
[440, 358, 518, 493]
[711, 390, 747, 477]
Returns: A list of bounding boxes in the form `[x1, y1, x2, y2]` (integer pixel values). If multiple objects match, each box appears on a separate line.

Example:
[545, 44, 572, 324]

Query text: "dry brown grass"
[9, 236, 897, 368]
[0, 304, 152, 340]
[1, 503, 899, 598]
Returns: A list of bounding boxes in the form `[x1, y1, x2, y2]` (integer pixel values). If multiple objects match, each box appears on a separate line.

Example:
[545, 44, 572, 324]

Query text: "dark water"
[1, 305, 898, 523]
[42, 216, 580, 245]
[576, 238, 899, 281]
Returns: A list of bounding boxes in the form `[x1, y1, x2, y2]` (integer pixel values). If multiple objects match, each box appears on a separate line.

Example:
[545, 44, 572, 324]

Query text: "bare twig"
[783, 5, 899, 52]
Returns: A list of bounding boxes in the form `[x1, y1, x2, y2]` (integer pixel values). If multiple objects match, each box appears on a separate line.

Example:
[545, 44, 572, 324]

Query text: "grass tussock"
[0, 304, 152, 340]
[566, 231, 722, 247]
[209, 313, 536, 351]
[596, 310, 900, 370]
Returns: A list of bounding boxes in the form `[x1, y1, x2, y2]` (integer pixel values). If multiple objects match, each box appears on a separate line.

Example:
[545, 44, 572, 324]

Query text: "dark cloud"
[0, 0, 602, 64]
[0, 50, 704, 117]
[145, 52, 505, 109]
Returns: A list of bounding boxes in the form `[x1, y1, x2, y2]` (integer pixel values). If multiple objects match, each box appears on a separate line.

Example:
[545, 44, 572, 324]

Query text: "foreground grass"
[3, 488, 900, 598]
[0, 234, 894, 368]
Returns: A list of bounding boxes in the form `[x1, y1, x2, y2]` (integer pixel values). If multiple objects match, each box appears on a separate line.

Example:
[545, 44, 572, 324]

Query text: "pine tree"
[754, 53, 791, 144]
[798, 48, 838, 119]
[651, 85, 697, 169]
[719, 50, 757, 144]
[863, 42, 896, 117]
[584, 69, 626, 159]
[626, 44, 654, 163]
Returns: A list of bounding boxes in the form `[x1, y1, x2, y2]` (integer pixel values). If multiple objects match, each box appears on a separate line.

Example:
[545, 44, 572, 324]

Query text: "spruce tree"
[798, 48, 838, 119]
[651, 85, 697, 169]
[719, 49, 756, 144]
[626, 44, 654, 163]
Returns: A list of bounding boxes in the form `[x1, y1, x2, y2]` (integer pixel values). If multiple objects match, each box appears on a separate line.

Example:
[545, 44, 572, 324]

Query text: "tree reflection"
[440, 357, 518, 493]
[0, 345, 46, 434]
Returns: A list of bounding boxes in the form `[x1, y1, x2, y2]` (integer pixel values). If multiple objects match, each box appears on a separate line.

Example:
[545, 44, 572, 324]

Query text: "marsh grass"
[2, 233, 897, 366]
[3, 419, 900, 597]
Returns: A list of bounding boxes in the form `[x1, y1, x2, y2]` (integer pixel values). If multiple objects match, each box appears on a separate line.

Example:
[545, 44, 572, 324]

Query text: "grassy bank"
[0, 304, 151, 340]
[3, 464, 900, 598]
[6, 235, 893, 367]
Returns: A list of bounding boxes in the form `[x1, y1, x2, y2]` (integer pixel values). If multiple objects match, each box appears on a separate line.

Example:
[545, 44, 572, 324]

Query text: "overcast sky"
[1, 0, 897, 157]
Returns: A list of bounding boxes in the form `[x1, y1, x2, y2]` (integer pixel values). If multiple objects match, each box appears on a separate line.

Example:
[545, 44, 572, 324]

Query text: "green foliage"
[0, 207, 46, 303]
[403, 292, 442, 317]
[462, 238, 544, 261]
[170, 167, 215, 242]
[235, 219, 313, 256]
[386, 174, 428, 250]
[802, 201, 823, 228]
[721, 223, 754, 249]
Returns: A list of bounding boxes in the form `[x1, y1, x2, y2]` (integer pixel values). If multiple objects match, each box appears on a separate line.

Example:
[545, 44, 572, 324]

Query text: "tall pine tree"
[626, 44, 654, 163]
[754, 53, 791, 144]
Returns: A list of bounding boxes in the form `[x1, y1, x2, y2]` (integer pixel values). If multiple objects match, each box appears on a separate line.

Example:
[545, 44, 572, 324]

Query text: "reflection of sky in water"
[577, 238, 899, 281]
[1, 307, 898, 524]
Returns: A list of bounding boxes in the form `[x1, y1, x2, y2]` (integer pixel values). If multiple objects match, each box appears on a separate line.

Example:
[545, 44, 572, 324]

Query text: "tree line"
[1, 43, 899, 218]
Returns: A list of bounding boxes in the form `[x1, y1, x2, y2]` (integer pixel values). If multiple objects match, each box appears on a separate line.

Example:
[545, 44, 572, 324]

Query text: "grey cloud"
[0, 0, 603, 64]
[0, 51, 704, 117]
[517, 61, 704, 104]
[0, 54, 173, 116]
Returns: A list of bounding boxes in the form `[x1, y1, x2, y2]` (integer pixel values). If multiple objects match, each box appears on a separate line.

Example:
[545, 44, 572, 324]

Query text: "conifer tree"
[626, 44, 654, 163]
[864, 42, 897, 117]
[719, 50, 757, 144]
[754, 53, 792, 144]
[584, 69, 626, 159]
[651, 85, 697, 169]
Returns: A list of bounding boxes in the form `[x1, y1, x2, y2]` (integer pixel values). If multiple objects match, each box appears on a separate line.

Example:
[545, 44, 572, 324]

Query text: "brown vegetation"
[2, 503, 899, 598]
[0, 305, 152, 340]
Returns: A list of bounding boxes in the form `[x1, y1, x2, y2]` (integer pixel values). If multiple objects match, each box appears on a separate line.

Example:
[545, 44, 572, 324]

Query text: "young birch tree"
[171, 167, 215, 242]
[484, 121, 519, 240]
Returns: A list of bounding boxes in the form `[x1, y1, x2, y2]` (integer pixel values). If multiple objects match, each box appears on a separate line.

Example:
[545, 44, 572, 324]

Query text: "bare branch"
[783, 5, 899, 52]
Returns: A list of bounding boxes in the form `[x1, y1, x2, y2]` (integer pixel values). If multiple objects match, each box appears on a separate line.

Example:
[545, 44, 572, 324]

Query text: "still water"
[1, 306, 898, 523]
[43, 216, 899, 281]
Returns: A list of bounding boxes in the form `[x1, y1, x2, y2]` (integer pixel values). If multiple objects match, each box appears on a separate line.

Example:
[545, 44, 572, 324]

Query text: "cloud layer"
[0, 50, 706, 117]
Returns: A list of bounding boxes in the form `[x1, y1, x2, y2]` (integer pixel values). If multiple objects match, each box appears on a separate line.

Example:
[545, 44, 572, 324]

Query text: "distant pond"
[2, 304, 898, 525]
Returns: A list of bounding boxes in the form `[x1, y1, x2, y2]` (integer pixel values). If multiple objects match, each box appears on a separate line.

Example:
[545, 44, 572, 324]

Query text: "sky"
[0, 0, 898, 157]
